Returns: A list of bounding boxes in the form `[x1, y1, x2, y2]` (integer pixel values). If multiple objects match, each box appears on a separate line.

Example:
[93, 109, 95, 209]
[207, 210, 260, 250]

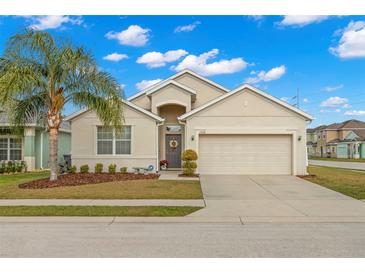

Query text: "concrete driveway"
[190, 175, 365, 221]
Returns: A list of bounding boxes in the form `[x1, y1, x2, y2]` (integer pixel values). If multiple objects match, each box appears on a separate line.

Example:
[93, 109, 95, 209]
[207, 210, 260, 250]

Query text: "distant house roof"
[306, 125, 327, 133]
[348, 129, 365, 141]
[326, 119, 365, 130]
[0, 111, 71, 132]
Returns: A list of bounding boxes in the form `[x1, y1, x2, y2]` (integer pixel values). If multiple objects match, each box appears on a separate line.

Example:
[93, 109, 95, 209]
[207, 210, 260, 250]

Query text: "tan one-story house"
[66, 69, 313, 175]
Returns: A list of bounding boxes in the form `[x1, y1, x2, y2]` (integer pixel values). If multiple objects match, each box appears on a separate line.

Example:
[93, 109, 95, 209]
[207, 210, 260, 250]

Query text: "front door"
[165, 134, 182, 168]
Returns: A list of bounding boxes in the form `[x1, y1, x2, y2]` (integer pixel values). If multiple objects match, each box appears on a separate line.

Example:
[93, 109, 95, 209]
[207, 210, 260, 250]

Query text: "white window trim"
[96, 126, 132, 156]
[0, 136, 22, 161]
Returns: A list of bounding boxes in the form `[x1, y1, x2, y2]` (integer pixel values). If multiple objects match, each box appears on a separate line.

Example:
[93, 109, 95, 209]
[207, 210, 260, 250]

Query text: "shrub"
[108, 164, 117, 174]
[0, 162, 6, 174]
[7, 161, 16, 173]
[15, 162, 22, 173]
[181, 149, 198, 176]
[69, 165, 77, 174]
[80, 164, 89, 173]
[181, 149, 198, 161]
[21, 161, 27, 172]
[120, 167, 128, 173]
[94, 163, 103, 173]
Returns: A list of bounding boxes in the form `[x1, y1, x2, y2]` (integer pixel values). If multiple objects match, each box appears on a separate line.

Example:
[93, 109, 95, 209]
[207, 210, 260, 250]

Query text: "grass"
[0, 206, 202, 216]
[305, 166, 365, 199]
[0, 171, 50, 184]
[309, 156, 365, 163]
[0, 171, 203, 199]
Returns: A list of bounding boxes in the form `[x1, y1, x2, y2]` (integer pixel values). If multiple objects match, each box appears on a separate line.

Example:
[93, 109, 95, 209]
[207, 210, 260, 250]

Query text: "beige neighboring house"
[66, 69, 313, 175]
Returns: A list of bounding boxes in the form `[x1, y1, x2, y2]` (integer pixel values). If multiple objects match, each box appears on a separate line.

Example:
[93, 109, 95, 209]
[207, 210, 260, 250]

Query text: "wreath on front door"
[169, 139, 179, 149]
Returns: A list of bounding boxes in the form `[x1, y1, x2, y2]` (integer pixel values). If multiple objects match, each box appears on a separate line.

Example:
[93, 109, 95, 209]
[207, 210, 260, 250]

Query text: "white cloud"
[280, 97, 289, 102]
[120, 84, 126, 89]
[105, 25, 150, 47]
[322, 84, 344, 92]
[135, 79, 162, 91]
[245, 65, 286, 84]
[320, 96, 349, 107]
[303, 98, 309, 103]
[278, 15, 329, 27]
[344, 110, 365, 116]
[174, 21, 201, 33]
[137, 49, 188, 68]
[26, 15, 83, 30]
[320, 109, 341, 113]
[172, 49, 247, 76]
[102, 53, 128, 62]
[330, 21, 365, 59]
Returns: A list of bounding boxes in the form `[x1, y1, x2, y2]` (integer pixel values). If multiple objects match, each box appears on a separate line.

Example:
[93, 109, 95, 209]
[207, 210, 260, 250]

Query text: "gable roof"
[178, 84, 314, 121]
[325, 119, 365, 130]
[145, 79, 197, 97]
[65, 100, 164, 123]
[307, 125, 327, 133]
[127, 69, 229, 101]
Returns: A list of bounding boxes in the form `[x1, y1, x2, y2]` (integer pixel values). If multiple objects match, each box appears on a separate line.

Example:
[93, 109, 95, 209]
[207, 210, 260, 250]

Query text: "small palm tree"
[0, 30, 124, 181]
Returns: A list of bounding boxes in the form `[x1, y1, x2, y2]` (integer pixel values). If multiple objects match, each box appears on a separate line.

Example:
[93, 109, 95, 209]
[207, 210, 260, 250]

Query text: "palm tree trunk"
[49, 127, 59, 181]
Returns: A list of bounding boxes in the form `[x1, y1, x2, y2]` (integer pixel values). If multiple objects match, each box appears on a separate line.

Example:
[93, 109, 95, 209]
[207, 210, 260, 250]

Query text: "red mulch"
[18, 172, 160, 189]
[178, 174, 200, 178]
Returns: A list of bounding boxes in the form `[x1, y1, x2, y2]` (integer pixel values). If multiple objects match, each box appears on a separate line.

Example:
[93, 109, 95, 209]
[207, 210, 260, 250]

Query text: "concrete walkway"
[158, 170, 199, 180]
[309, 159, 365, 170]
[0, 199, 205, 207]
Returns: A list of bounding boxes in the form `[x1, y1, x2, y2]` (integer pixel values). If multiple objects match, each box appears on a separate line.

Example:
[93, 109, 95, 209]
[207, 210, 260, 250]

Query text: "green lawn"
[0, 171, 50, 184]
[309, 156, 365, 163]
[0, 171, 203, 199]
[305, 166, 365, 199]
[0, 206, 201, 216]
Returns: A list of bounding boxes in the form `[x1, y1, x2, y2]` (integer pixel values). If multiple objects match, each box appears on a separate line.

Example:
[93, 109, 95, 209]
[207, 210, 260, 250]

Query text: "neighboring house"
[0, 113, 71, 171]
[307, 119, 365, 159]
[306, 125, 326, 157]
[66, 69, 313, 175]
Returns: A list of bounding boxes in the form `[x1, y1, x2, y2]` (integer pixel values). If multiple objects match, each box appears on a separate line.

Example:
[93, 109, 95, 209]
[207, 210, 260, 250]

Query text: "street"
[1, 220, 365, 257]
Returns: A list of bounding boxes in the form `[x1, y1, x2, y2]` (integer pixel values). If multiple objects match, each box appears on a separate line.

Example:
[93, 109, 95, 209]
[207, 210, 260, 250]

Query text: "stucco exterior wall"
[70, 105, 158, 172]
[174, 73, 226, 108]
[183, 89, 309, 175]
[150, 84, 192, 114]
[130, 94, 151, 110]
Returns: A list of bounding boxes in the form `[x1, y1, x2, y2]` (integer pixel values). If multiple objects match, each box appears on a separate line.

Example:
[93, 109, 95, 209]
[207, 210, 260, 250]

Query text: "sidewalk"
[309, 159, 365, 170]
[0, 199, 205, 207]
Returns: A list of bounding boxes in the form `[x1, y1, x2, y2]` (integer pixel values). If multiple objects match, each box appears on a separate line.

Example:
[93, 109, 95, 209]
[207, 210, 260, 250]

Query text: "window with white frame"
[97, 126, 131, 155]
[0, 137, 22, 161]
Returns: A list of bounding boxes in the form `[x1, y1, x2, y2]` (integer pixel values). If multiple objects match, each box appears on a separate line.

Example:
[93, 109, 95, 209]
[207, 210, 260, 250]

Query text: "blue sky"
[1, 15, 365, 127]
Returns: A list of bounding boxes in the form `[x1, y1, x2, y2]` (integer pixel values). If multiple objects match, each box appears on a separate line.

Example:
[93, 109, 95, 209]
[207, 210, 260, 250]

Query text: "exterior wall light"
[191, 135, 195, 141]
[298, 136, 302, 141]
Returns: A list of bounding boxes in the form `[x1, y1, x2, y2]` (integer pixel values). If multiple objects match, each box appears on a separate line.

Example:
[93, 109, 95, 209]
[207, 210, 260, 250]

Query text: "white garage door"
[199, 134, 292, 175]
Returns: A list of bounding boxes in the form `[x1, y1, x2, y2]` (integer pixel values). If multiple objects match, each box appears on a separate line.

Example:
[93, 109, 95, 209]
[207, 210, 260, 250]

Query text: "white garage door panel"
[199, 135, 292, 175]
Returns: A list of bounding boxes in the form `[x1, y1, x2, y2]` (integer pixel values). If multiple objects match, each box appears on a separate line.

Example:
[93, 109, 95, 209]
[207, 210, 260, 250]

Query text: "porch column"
[354, 143, 360, 159]
[24, 127, 36, 171]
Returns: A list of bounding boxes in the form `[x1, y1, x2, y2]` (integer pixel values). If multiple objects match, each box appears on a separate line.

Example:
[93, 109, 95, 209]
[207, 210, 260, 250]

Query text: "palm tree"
[0, 30, 124, 181]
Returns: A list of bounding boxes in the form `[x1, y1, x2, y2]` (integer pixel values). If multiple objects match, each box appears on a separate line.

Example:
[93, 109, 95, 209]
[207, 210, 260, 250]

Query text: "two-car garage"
[198, 134, 292, 175]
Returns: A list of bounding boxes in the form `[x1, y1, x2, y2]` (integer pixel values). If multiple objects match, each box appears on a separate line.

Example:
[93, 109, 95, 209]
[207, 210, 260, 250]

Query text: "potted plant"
[160, 160, 169, 170]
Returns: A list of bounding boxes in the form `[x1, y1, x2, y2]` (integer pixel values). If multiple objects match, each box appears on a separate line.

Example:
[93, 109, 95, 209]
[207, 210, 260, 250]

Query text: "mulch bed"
[178, 174, 200, 178]
[18, 172, 160, 189]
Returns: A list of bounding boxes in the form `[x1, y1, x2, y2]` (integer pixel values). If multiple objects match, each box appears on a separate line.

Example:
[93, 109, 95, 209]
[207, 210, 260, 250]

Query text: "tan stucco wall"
[70, 105, 158, 172]
[183, 89, 309, 175]
[174, 73, 226, 108]
[130, 94, 151, 110]
[150, 84, 192, 114]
